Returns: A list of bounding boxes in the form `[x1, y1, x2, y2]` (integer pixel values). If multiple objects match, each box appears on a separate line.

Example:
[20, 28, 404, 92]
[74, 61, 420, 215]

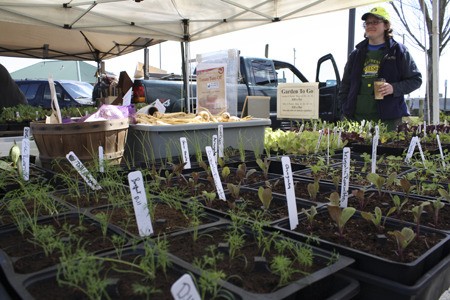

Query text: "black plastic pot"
[165, 222, 355, 299]
[272, 209, 450, 286]
[340, 252, 450, 300]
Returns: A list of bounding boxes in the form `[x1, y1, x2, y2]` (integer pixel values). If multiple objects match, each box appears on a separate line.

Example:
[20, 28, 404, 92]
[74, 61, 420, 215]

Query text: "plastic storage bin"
[125, 118, 271, 162]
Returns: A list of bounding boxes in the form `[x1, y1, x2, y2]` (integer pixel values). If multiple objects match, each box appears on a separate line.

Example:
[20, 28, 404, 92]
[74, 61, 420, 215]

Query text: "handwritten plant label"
[23, 126, 30, 139]
[405, 136, 418, 163]
[416, 138, 426, 167]
[21, 137, 30, 181]
[98, 146, 104, 173]
[128, 170, 153, 237]
[437, 134, 446, 168]
[212, 134, 218, 165]
[66, 151, 101, 190]
[371, 130, 379, 174]
[180, 137, 191, 169]
[218, 125, 224, 158]
[315, 129, 323, 153]
[205, 146, 226, 200]
[171, 274, 201, 300]
[281, 156, 298, 230]
[340, 147, 351, 207]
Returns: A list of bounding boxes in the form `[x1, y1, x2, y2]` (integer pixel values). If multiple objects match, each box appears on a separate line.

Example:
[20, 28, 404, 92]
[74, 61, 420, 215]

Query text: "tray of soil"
[189, 186, 323, 225]
[85, 198, 226, 238]
[9, 244, 240, 300]
[165, 222, 355, 299]
[272, 207, 450, 285]
[0, 212, 129, 277]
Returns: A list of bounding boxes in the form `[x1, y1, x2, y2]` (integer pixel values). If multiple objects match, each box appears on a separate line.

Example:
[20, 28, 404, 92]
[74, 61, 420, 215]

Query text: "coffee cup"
[374, 78, 386, 100]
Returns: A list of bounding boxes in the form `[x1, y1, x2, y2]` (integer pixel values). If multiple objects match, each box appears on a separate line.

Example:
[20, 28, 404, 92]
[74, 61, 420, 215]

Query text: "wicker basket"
[30, 118, 129, 170]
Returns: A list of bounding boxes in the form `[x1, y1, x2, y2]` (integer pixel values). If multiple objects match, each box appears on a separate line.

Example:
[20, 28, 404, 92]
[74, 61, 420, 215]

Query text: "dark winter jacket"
[0, 63, 27, 108]
[339, 38, 422, 120]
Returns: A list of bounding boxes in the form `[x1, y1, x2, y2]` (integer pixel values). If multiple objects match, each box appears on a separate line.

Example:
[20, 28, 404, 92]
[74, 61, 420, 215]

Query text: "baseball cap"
[362, 7, 390, 22]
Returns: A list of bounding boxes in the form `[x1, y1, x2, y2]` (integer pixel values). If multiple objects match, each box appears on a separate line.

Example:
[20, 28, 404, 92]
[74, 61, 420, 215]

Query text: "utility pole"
[293, 48, 296, 82]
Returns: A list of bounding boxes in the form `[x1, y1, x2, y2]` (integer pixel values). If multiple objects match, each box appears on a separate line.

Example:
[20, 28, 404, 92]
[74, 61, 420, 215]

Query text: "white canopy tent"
[0, 0, 388, 61]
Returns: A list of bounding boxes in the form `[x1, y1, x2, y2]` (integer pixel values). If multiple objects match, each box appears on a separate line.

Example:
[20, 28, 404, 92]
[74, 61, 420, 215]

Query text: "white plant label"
[405, 136, 418, 163]
[171, 274, 201, 300]
[122, 87, 132, 106]
[66, 151, 101, 190]
[423, 121, 427, 138]
[128, 170, 154, 237]
[371, 134, 379, 174]
[218, 125, 224, 158]
[436, 134, 446, 168]
[98, 146, 104, 173]
[212, 134, 218, 165]
[154, 99, 166, 113]
[281, 156, 298, 230]
[205, 146, 226, 201]
[23, 126, 30, 139]
[315, 129, 323, 153]
[340, 147, 351, 207]
[299, 123, 304, 133]
[416, 138, 426, 167]
[180, 137, 191, 169]
[326, 128, 330, 165]
[21, 137, 30, 181]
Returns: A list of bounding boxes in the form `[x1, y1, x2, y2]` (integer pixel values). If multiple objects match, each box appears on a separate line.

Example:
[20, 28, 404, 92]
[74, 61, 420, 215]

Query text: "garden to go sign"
[276, 82, 319, 120]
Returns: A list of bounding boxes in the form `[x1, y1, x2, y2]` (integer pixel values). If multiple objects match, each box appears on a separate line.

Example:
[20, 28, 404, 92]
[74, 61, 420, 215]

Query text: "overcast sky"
[1, 3, 448, 98]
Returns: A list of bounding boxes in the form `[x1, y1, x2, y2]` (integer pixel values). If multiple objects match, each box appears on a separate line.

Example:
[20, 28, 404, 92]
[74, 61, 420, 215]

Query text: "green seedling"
[411, 201, 430, 236]
[307, 179, 320, 201]
[327, 191, 356, 237]
[367, 173, 385, 196]
[256, 157, 271, 179]
[258, 185, 273, 210]
[388, 227, 416, 261]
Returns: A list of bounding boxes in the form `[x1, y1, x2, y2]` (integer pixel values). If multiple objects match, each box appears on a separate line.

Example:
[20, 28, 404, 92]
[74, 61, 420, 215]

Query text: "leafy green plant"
[301, 206, 317, 231]
[258, 185, 273, 210]
[225, 229, 246, 259]
[327, 192, 356, 237]
[236, 163, 257, 184]
[221, 166, 231, 182]
[360, 206, 396, 232]
[31, 224, 64, 256]
[270, 255, 295, 286]
[411, 201, 430, 236]
[388, 227, 416, 261]
[57, 248, 112, 299]
[226, 183, 241, 210]
[307, 179, 320, 201]
[351, 188, 368, 210]
[399, 177, 415, 198]
[256, 157, 271, 179]
[201, 190, 217, 207]
[429, 198, 445, 227]
[391, 194, 408, 217]
[367, 173, 386, 196]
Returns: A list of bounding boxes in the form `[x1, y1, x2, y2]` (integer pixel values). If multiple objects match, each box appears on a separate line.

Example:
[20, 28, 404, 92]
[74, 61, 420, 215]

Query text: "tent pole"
[144, 47, 149, 80]
[347, 8, 355, 57]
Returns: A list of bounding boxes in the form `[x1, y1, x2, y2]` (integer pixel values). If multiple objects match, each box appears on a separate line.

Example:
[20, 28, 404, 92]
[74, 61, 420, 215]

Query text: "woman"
[338, 6, 422, 131]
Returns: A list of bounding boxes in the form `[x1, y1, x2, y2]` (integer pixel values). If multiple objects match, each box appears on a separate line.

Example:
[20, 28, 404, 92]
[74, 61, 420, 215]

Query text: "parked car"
[15, 79, 95, 108]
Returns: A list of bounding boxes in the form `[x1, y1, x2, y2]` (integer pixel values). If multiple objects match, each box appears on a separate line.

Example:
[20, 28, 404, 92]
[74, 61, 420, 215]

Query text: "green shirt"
[354, 49, 383, 122]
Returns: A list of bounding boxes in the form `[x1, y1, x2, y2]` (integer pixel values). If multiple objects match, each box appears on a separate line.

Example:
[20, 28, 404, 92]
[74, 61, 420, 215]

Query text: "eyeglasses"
[363, 20, 384, 27]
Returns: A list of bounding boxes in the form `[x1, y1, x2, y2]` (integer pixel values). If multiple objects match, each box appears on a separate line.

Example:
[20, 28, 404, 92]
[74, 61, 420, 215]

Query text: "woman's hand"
[380, 82, 394, 96]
